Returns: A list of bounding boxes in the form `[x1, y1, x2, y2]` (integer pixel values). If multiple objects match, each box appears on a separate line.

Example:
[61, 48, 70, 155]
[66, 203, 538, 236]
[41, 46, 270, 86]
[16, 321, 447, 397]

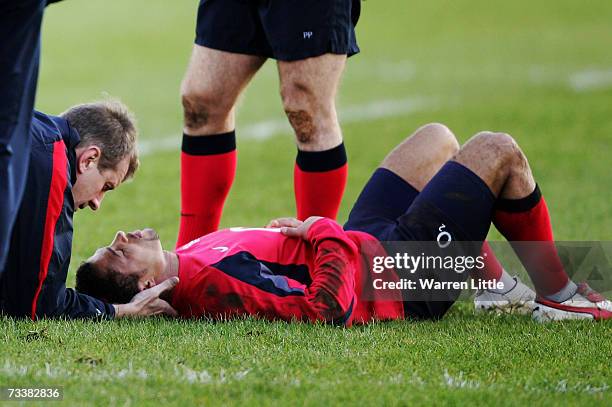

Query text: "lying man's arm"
[297, 217, 359, 324]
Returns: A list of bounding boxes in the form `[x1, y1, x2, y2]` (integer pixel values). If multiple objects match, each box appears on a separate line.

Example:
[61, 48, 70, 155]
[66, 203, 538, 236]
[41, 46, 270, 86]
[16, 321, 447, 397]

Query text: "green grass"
[1, 0, 611, 405]
[2, 309, 610, 406]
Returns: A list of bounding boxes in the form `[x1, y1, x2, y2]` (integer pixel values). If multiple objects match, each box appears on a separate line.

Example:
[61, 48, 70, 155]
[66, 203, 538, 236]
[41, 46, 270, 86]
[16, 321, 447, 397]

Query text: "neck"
[157, 250, 179, 282]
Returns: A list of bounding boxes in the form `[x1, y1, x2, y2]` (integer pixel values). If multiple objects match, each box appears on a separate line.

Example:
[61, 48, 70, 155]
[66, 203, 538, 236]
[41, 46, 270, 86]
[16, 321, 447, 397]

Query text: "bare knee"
[472, 131, 525, 170]
[181, 88, 234, 134]
[281, 81, 318, 144]
[455, 131, 530, 195]
[280, 81, 339, 149]
[416, 122, 460, 158]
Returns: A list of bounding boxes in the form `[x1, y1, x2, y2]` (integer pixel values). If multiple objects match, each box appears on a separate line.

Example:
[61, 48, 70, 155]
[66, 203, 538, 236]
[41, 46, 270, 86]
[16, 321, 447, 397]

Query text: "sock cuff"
[495, 184, 542, 212]
[182, 131, 236, 155]
[296, 143, 347, 172]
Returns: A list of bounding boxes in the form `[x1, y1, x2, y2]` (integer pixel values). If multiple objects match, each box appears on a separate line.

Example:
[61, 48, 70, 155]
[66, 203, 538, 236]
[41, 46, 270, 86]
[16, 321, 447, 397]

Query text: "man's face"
[73, 146, 130, 211]
[88, 228, 165, 291]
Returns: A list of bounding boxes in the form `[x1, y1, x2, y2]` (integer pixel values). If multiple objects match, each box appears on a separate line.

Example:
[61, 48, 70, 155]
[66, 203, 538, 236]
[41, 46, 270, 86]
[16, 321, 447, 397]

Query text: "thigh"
[195, 0, 272, 58]
[277, 53, 347, 102]
[260, 0, 360, 61]
[394, 161, 496, 243]
[344, 168, 419, 241]
[181, 45, 265, 107]
[394, 162, 496, 320]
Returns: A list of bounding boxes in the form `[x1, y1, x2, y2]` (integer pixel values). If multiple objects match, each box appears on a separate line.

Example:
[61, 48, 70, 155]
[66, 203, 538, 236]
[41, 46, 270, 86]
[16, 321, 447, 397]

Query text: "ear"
[140, 278, 157, 292]
[76, 145, 102, 174]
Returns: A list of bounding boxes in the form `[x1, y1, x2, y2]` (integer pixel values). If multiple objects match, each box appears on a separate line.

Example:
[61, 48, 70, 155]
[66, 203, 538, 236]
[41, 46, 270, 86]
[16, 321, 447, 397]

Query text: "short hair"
[75, 261, 140, 304]
[61, 99, 139, 181]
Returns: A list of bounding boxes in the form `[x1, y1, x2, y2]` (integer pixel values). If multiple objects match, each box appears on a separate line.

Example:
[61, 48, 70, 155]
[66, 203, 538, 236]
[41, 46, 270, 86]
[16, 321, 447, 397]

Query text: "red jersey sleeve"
[304, 218, 359, 322]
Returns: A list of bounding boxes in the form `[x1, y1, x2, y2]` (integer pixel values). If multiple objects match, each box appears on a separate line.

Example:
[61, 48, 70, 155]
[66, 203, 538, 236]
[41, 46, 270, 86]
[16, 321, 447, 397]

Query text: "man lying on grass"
[75, 124, 612, 323]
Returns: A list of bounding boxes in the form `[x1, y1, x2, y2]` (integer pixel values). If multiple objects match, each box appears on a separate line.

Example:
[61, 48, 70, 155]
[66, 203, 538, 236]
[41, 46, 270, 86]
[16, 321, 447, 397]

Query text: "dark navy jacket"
[0, 111, 115, 319]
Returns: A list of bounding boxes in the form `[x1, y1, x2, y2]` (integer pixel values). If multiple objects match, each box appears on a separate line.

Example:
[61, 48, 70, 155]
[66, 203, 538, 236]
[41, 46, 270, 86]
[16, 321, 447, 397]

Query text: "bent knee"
[417, 122, 460, 156]
[473, 131, 518, 152]
[472, 131, 525, 166]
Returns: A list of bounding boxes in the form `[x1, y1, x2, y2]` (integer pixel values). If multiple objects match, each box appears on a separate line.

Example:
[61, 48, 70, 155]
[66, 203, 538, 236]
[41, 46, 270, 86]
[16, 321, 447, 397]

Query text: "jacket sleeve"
[40, 288, 116, 319]
[36, 277, 116, 320]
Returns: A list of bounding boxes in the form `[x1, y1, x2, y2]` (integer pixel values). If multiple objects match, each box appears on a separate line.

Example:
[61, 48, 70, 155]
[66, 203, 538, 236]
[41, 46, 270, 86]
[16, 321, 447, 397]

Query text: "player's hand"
[266, 217, 303, 228]
[279, 216, 323, 240]
[114, 277, 179, 318]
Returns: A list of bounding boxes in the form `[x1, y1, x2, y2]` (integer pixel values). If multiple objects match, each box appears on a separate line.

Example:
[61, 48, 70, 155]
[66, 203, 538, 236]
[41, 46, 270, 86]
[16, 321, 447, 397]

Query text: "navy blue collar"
[50, 115, 80, 185]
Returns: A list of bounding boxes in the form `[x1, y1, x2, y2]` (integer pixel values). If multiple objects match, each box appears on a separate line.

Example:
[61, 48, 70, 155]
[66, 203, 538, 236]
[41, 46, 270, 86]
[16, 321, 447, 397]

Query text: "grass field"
[2, 0, 611, 405]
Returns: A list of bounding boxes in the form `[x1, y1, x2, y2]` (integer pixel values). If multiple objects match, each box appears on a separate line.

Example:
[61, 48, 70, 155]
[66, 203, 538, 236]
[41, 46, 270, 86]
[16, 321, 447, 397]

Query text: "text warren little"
[373, 279, 505, 291]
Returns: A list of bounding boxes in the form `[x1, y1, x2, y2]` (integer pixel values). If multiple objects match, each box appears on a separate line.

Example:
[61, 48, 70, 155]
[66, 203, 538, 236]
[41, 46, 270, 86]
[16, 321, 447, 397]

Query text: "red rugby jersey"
[171, 218, 404, 325]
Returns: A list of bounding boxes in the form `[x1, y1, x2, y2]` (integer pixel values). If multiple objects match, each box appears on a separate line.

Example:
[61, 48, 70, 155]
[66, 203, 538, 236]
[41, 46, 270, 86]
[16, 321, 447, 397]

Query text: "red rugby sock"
[493, 185, 569, 296]
[472, 242, 504, 282]
[177, 132, 236, 247]
[294, 143, 348, 220]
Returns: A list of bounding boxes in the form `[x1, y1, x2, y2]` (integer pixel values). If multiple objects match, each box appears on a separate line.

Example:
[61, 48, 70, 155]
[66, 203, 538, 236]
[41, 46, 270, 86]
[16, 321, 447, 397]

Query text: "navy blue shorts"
[344, 162, 496, 319]
[195, 0, 360, 61]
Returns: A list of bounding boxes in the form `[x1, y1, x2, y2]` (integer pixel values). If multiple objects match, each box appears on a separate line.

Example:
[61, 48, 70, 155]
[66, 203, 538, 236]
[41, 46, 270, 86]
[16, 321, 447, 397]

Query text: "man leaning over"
[0, 100, 177, 320]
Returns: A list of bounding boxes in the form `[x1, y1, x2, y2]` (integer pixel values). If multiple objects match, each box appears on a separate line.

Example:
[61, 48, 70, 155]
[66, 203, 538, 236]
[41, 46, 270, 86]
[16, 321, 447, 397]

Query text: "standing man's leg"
[260, 0, 360, 220]
[177, 0, 269, 246]
[0, 0, 46, 275]
[278, 54, 348, 220]
[178, 46, 265, 246]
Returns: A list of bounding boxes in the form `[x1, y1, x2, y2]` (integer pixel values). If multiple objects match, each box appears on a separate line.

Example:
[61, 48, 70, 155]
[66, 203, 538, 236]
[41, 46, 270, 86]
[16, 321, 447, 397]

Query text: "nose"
[111, 231, 128, 246]
[88, 192, 105, 211]
[88, 198, 100, 211]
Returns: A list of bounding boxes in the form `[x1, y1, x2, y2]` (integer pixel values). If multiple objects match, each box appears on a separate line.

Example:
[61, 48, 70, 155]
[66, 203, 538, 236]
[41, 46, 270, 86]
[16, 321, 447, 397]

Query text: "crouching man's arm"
[32, 277, 178, 320]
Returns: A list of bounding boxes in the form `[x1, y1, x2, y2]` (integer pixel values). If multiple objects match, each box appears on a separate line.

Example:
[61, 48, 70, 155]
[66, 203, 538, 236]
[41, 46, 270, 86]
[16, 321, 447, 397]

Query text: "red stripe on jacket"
[30, 140, 68, 319]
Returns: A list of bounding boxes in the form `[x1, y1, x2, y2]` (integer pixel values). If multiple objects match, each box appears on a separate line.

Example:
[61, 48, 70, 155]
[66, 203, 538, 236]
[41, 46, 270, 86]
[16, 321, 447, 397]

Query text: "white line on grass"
[2, 359, 608, 394]
[569, 69, 612, 92]
[138, 97, 431, 156]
